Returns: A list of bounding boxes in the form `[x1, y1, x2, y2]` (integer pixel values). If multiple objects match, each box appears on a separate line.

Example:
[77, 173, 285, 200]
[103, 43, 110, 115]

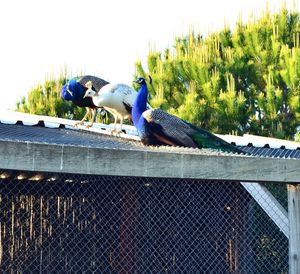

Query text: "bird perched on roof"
[84, 81, 142, 134]
[132, 76, 244, 154]
[61, 75, 109, 128]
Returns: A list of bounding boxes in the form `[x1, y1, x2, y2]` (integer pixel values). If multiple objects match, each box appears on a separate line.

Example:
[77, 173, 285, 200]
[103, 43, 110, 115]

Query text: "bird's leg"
[108, 115, 118, 135]
[111, 116, 124, 136]
[74, 107, 90, 127]
[115, 116, 124, 136]
[119, 117, 123, 133]
[112, 116, 118, 134]
[86, 109, 96, 128]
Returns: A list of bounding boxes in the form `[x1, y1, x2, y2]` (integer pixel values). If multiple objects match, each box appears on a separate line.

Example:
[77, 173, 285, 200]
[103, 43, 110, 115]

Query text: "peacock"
[61, 75, 109, 127]
[132, 76, 244, 154]
[84, 80, 149, 134]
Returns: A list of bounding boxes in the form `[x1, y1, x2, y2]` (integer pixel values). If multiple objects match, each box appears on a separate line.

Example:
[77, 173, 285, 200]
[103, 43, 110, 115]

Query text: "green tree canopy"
[135, 7, 300, 140]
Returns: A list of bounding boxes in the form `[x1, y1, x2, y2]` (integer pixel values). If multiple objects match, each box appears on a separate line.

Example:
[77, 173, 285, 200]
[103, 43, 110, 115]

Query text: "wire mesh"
[0, 169, 288, 273]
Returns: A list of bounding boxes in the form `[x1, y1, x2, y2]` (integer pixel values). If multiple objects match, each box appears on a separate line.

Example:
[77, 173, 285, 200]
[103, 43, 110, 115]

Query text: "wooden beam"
[288, 184, 300, 274]
[0, 140, 300, 183]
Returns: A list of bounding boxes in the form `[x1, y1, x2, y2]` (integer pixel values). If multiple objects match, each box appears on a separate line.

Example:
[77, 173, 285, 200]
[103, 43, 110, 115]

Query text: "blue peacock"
[132, 76, 244, 153]
[61, 75, 109, 127]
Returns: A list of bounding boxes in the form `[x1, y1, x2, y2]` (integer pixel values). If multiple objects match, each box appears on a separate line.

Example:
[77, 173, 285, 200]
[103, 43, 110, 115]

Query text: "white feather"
[84, 83, 138, 132]
[93, 83, 136, 118]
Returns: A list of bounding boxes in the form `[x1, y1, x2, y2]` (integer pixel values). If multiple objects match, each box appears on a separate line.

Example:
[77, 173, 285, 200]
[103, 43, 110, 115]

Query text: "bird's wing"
[106, 84, 137, 116]
[119, 85, 138, 113]
[144, 109, 243, 153]
[95, 85, 133, 116]
[122, 102, 132, 116]
[116, 84, 135, 96]
[78, 75, 109, 91]
[142, 109, 197, 147]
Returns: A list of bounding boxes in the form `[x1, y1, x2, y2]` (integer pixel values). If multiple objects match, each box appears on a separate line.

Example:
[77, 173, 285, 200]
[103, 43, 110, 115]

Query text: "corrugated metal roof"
[218, 133, 300, 150]
[238, 145, 300, 159]
[0, 121, 231, 157]
[0, 111, 299, 158]
[0, 122, 143, 151]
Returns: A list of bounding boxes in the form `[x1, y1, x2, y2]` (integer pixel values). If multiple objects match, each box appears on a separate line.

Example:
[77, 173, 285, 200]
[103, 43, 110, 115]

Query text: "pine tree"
[135, 7, 300, 140]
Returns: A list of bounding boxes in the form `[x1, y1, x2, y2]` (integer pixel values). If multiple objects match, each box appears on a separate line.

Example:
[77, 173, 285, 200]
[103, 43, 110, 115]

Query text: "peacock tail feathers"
[77, 75, 109, 92]
[145, 109, 243, 154]
[187, 123, 244, 154]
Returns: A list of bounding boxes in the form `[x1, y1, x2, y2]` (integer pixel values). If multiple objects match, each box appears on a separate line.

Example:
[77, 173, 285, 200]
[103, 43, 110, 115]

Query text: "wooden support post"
[288, 184, 300, 274]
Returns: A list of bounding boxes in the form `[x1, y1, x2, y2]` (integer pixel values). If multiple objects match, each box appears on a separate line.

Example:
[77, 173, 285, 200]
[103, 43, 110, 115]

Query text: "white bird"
[84, 81, 139, 134]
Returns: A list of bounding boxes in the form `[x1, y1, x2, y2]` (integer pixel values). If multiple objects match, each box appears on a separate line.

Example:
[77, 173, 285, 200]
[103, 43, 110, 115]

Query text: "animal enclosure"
[0, 169, 288, 273]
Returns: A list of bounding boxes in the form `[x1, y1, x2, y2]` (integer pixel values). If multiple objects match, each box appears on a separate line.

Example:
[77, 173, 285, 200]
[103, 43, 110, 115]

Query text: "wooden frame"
[0, 139, 299, 273]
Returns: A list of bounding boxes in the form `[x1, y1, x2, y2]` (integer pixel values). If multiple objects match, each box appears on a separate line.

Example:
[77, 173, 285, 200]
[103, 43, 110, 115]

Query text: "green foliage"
[135, 7, 300, 140]
[17, 71, 69, 118]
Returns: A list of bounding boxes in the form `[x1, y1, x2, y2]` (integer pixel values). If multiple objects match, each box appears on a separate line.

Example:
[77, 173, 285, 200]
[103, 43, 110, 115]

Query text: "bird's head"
[135, 77, 146, 85]
[83, 87, 96, 98]
[135, 75, 152, 85]
[61, 83, 73, 101]
[61, 77, 85, 101]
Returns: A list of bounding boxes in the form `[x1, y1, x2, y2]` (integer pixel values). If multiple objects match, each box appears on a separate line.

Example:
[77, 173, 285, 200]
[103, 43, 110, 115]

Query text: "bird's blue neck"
[132, 84, 148, 126]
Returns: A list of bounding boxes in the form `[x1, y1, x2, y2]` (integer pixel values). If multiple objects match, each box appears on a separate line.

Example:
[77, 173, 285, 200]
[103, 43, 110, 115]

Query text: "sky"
[0, 0, 296, 110]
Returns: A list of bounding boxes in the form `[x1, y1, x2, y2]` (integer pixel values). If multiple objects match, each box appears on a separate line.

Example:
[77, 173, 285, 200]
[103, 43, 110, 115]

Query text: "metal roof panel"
[0, 111, 299, 158]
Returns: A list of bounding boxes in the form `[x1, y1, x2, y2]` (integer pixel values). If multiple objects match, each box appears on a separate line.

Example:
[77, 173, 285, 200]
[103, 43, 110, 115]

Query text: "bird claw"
[108, 129, 122, 136]
[73, 121, 84, 128]
[85, 124, 93, 129]
[114, 130, 122, 137]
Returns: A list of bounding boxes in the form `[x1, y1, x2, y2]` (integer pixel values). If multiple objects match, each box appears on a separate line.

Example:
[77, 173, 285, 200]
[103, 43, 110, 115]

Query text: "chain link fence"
[0, 169, 288, 273]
